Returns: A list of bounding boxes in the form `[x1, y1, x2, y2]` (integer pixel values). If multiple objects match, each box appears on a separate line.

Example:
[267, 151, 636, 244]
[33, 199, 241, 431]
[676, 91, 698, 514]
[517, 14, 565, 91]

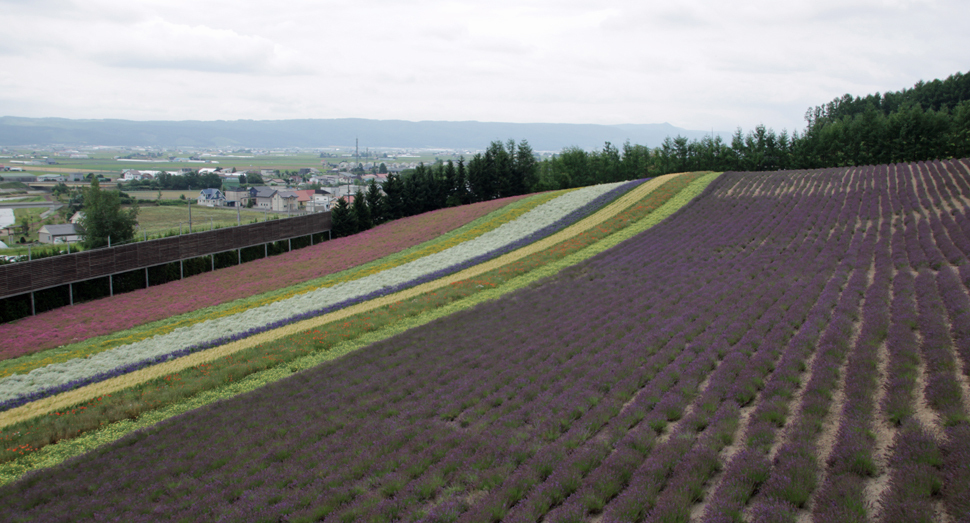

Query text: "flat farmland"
[1, 161, 969, 522]
[126, 190, 203, 200]
[133, 205, 272, 237]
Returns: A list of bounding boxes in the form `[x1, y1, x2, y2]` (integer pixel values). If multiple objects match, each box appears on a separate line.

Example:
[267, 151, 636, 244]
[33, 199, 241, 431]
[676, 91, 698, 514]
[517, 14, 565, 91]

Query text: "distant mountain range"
[0, 117, 725, 151]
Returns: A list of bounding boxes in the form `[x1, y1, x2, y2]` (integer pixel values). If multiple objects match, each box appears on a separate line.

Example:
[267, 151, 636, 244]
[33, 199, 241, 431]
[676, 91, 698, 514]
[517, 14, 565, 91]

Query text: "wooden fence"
[0, 212, 331, 300]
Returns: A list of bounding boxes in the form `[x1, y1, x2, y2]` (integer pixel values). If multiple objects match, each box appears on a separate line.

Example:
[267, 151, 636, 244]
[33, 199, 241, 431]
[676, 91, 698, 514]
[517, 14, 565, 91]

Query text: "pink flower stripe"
[0, 197, 528, 360]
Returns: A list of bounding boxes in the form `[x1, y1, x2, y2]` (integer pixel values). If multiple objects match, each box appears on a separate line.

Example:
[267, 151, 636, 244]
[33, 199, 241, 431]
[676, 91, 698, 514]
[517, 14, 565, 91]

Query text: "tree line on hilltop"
[330, 70, 970, 238]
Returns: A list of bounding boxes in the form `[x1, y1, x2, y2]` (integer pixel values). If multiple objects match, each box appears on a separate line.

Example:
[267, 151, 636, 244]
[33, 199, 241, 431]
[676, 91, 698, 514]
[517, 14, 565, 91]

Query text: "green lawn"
[132, 204, 271, 237]
[126, 190, 201, 201]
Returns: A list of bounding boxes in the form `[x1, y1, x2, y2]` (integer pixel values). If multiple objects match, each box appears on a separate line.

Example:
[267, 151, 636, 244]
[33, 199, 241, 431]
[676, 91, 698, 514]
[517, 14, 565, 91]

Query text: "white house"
[197, 188, 226, 207]
[306, 189, 333, 212]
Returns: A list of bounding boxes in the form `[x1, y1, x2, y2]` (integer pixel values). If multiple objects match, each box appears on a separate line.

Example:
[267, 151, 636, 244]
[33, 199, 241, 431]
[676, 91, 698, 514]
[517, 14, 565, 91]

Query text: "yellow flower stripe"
[0, 191, 568, 379]
[0, 172, 720, 486]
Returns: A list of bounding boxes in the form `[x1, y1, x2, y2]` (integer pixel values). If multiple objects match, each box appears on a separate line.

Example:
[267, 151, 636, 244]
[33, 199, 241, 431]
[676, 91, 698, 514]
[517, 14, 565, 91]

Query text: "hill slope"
[2, 162, 969, 521]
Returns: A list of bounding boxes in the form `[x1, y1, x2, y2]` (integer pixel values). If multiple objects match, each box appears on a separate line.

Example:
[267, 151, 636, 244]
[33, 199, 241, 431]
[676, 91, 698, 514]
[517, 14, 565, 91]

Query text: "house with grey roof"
[253, 186, 278, 210]
[38, 224, 84, 244]
[197, 188, 226, 207]
[272, 190, 300, 212]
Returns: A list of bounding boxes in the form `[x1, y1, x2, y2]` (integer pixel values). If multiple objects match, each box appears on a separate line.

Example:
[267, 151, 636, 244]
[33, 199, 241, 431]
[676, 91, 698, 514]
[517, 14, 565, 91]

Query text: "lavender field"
[3, 160, 970, 522]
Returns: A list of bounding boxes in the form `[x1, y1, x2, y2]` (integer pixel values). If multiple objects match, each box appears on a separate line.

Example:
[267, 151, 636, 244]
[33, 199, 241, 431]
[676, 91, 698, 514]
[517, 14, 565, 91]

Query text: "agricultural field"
[133, 204, 271, 238]
[0, 161, 968, 522]
[126, 190, 205, 201]
[13, 150, 444, 178]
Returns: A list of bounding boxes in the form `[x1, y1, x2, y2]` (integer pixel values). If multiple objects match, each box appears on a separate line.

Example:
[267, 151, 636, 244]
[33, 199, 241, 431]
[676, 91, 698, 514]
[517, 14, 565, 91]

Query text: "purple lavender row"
[0, 179, 645, 413]
[920, 161, 970, 261]
[466, 281, 747, 522]
[652, 227, 870, 522]
[911, 269, 969, 522]
[939, 159, 970, 200]
[811, 237, 893, 521]
[459, 172, 820, 522]
[700, 188, 873, 521]
[933, 267, 970, 519]
[636, 280, 816, 523]
[607, 171, 858, 523]
[592, 170, 860, 519]
[743, 211, 874, 520]
[914, 269, 967, 426]
[412, 240, 754, 521]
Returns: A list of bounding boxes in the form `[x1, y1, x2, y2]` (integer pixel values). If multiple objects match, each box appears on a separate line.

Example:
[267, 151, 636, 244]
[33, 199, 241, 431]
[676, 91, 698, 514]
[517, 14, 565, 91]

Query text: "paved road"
[0, 202, 61, 209]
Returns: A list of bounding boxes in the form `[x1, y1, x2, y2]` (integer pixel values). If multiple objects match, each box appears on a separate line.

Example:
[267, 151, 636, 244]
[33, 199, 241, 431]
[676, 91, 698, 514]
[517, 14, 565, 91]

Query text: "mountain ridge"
[0, 116, 725, 151]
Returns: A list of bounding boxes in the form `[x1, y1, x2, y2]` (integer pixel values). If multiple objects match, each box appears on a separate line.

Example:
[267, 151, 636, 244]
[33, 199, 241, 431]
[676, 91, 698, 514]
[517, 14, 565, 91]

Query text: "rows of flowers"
[0, 194, 535, 360]
[0, 192, 560, 382]
[0, 181, 640, 409]
[0, 172, 703, 478]
[1, 160, 965, 522]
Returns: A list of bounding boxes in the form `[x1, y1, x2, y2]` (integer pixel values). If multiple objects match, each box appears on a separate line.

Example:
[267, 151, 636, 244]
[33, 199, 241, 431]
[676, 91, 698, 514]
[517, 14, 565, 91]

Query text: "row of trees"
[99, 70, 970, 243]
[330, 140, 543, 238]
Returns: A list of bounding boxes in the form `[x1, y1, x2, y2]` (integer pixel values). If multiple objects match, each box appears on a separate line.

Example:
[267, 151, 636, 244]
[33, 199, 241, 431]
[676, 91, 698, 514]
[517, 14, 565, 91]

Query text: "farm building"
[38, 223, 83, 244]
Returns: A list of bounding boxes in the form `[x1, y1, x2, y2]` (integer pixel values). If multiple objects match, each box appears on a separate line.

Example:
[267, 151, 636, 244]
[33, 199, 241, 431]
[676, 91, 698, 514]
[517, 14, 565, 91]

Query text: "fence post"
[180, 259, 184, 280]
[69, 283, 73, 306]
[30, 291, 35, 315]
[210, 254, 214, 272]
[109, 274, 113, 297]
[238, 248, 241, 265]
[145, 267, 149, 289]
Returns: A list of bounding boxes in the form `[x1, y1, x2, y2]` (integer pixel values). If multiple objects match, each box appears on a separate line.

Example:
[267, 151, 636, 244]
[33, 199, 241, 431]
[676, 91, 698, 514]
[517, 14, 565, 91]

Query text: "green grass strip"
[0, 191, 567, 379]
[0, 174, 718, 485]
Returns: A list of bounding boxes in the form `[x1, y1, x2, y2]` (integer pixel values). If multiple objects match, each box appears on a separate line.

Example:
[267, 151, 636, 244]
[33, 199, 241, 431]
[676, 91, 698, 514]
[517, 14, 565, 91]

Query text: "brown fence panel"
[84, 250, 115, 279]
[0, 212, 330, 299]
[156, 237, 180, 262]
[114, 245, 140, 273]
[179, 234, 205, 259]
[210, 228, 236, 252]
[32, 258, 67, 289]
[3, 263, 34, 295]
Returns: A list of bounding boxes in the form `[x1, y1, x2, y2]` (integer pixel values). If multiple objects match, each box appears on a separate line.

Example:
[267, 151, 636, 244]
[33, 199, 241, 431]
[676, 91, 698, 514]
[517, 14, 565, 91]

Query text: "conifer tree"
[365, 180, 386, 225]
[330, 197, 356, 238]
[352, 189, 372, 231]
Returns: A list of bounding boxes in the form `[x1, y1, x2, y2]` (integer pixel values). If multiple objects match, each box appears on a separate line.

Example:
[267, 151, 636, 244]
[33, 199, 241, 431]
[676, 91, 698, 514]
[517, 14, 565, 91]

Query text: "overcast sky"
[1, 0, 967, 136]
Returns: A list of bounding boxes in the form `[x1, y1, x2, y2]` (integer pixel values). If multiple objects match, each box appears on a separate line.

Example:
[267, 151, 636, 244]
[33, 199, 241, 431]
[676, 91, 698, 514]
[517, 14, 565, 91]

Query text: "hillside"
[0, 162, 969, 522]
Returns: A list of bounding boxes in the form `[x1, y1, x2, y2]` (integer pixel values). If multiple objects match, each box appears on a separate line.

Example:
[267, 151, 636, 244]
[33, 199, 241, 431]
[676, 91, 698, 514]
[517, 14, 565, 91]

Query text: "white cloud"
[0, 0, 968, 136]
